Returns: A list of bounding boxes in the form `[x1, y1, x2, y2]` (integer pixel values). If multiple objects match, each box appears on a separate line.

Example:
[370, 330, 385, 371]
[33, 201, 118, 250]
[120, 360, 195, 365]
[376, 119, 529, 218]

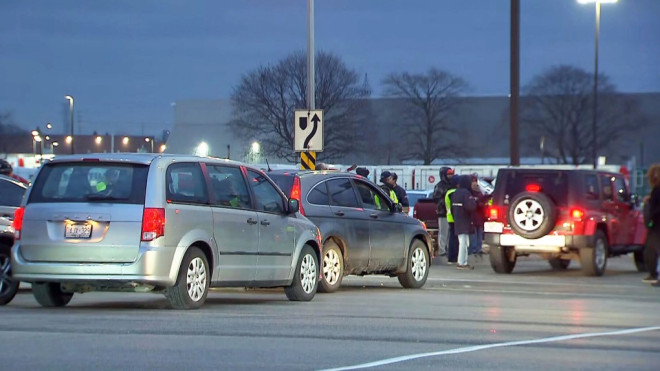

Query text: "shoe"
[447, 261, 457, 265]
[456, 264, 474, 270]
[642, 275, 659, 284]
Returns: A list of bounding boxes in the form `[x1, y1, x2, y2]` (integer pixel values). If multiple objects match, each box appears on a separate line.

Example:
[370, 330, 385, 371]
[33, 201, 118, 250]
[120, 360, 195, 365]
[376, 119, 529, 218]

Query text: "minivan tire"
[397, 240, 429, 289]
[489, 245, 516, 274]
[318, 241, 343, 293]
[0, 245, 19, 305]
[285, 245, 318, 301]
[580, 230, 608, 276]
[32, 282, 73, 307]
[166, 246, 209, 310]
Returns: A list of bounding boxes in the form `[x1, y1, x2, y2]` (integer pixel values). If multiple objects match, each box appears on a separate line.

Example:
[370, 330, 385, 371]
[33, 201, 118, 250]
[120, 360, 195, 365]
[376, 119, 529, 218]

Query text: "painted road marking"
[320, 326, 660, 371]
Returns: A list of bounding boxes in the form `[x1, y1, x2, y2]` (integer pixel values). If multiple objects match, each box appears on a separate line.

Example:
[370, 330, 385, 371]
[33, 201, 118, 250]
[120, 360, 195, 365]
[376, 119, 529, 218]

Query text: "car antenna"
[265, 158, 272, 172]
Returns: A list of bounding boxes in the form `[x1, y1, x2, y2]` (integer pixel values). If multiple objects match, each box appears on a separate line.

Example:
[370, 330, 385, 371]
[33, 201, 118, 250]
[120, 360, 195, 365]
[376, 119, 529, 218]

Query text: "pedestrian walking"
[433, 167, 454, 256]
[451, 175, 477, 270]
[642, 164, 660, 285]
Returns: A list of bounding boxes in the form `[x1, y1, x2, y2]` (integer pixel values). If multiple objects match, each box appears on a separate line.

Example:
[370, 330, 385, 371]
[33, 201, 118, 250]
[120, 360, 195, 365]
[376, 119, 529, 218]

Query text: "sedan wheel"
[318, 241, 343, 293]
[0, 246, 19, 305]
[397, 240, 429, 289]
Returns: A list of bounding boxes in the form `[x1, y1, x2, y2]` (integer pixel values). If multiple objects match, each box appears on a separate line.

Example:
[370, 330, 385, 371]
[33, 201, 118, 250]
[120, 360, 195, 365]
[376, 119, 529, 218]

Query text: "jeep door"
[246, 170, 296, 282]
[206, 164, 258, 282]
[600, 174, 635, 245]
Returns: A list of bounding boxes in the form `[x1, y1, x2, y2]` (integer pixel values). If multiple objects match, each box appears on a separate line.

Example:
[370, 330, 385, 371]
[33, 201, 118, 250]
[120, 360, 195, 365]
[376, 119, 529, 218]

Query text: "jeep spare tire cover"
[507, 191, 557, 239]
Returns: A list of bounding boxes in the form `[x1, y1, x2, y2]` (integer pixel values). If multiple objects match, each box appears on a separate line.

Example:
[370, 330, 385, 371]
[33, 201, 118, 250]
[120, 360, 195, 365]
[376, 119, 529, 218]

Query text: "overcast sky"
[1, 0, 658, 136]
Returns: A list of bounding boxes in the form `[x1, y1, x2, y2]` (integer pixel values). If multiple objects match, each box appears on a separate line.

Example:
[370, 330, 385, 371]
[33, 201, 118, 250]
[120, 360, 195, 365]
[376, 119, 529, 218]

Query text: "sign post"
[295, 109, 323, 170]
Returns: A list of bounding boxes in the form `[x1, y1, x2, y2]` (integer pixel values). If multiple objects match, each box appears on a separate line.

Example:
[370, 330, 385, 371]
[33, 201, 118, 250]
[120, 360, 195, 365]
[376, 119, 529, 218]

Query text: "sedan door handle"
[369, 213, 379, 219]
[247, 218, 258, 225]
[260, 220, 270, 226]
[334, 211, 345, 217]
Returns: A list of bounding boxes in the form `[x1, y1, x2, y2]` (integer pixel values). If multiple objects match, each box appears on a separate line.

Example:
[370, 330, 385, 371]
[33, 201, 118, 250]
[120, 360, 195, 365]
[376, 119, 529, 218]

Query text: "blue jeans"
[469, 226, 484, 254]
[447, 223, 458, 263]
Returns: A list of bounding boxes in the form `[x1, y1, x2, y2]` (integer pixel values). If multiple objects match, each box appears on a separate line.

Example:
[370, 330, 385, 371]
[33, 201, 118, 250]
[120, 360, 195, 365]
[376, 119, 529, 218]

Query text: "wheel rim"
[322, 248, 341, 285]
[0, 254, 14, 296]
[594, 239, 606, 269]
[300, 253, 317, 294]
[186, 257, 207, 302]
[512, 199, 545, 231]
[410, 247, 427, 281]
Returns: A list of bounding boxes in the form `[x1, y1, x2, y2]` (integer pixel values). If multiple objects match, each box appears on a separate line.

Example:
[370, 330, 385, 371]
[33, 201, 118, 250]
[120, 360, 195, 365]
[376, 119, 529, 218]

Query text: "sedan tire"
[397, 240, 429, 289]
[318, 241, 343, 293]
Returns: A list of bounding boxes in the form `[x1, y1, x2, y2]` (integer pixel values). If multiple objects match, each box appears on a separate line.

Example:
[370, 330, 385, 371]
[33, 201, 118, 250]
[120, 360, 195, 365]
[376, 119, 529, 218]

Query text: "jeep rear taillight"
[526, 184, 541, 192]
[488, 205, 500, 220]
[13, 206, 25, 240]
[571, 208, 585, 221]
[141, 208, 165, 241]
[290, 177, 305, 216]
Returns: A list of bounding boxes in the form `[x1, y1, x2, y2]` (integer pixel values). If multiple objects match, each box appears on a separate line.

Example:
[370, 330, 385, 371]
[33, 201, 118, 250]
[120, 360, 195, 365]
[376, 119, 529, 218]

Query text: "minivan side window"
[166, 163, 209, 205]
[247, 170, 285, 213]
[207, 164, 250, 208]
[326, 178, 359, 208]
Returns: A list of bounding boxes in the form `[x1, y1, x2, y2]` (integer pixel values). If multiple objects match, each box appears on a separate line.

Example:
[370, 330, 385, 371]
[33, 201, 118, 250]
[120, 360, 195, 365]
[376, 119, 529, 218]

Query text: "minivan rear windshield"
[29, 162, 149, 204]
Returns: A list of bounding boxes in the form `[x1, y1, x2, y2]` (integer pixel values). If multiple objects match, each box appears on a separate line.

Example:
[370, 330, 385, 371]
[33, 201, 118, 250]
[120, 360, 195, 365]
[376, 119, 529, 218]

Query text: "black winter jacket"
[433, 167, 453, 217]
[451, 175, 477, 235]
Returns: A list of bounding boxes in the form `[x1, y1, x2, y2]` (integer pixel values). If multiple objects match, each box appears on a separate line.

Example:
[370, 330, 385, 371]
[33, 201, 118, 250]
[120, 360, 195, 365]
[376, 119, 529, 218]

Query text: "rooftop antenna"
[265, 158, 272, 172]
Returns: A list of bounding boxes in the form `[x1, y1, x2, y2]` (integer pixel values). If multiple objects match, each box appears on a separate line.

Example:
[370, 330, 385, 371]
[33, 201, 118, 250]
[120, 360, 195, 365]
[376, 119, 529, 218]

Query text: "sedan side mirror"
[288, 198, 300, 214]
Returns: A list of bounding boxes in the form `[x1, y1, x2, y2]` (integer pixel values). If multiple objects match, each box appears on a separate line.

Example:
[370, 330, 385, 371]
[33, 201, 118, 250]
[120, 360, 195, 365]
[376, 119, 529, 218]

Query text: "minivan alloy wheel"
[186, 256, 207, 302]
[300, 253, 317, 294]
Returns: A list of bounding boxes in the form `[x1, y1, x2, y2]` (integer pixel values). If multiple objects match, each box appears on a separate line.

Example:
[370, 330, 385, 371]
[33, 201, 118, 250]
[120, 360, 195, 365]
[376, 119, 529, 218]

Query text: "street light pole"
[577, 0, 617, 168]
[65, 95, 74, 154]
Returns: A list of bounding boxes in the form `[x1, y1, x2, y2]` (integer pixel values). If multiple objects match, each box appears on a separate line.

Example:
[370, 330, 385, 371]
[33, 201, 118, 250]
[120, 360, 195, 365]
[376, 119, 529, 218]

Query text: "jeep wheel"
[165, 246, 209, 309]
[633, 250, 646, 272]
[318, 241, 343, 293]
[548, 258, 571, 270]
[0, 244, 19, 305]
[508, 192, 557, 239]
[285, 245, 318, 301]
[580, 230, 608, 276]
[32, 282, 73, 307]
[489, 245, 516, 274]
[397, 240, 429, 288]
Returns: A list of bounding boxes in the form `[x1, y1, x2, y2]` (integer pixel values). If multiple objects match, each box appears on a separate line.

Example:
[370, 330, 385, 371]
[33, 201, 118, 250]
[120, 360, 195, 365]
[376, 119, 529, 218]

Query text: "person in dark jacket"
[432, 167, 454, 256]
[468, 175, 489, 255]
[444, 175, 460, 264]
[392, 173, 410, 214]
[642, 164, 660, 284]
[451, 175, 477, 270]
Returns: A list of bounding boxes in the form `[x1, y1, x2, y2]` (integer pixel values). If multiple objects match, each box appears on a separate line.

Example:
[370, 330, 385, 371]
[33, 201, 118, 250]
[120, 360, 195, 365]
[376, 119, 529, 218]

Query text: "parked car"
[268, 169, 433, 293]
[0, 174, 27, 305]
[11, 154, 322, 309]
[406, 189, 433, 218]
[484, 168, 646, 276]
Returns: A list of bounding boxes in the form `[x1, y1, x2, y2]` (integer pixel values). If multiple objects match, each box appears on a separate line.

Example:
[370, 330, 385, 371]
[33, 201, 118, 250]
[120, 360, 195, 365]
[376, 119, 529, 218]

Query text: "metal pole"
[307, 0, 315, 110]
[66, 95, 75, 154]
[592, 3, 600, 169]
[510, 0, 520, 166]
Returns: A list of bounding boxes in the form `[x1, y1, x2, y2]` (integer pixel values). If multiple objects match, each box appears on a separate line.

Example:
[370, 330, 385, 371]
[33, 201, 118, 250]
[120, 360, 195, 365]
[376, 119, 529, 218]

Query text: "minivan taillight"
[13, 206, 25, 240]
[290, 177, 305, 215]
[141, 208, 165, 241]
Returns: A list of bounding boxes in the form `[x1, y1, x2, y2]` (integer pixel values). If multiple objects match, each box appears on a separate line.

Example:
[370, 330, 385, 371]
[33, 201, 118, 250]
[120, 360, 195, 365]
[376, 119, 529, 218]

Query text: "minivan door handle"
[260, 220, 270, 226]
[247, 218, 258, 225]
[369, 213, 379, 219]
[334, 211, 345, 217]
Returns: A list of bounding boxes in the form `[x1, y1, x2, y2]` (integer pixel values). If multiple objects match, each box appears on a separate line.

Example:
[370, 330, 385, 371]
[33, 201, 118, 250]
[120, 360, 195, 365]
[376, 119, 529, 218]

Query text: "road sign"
[294, 110, 323, 152]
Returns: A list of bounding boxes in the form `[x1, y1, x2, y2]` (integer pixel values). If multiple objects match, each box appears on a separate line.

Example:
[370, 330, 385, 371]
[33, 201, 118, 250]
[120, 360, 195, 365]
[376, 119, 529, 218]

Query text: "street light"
[65, 95, 74, 154]
[577, 0, 618, 169]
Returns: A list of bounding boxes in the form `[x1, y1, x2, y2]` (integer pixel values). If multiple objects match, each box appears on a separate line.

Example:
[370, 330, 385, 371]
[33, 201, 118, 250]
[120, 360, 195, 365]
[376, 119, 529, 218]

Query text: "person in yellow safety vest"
[379, 170, 400, 206]
[444, 177, 459, 264]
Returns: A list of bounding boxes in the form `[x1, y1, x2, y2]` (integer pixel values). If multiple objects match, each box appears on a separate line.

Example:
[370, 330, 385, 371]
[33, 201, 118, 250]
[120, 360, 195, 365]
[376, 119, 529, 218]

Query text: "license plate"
[65, 223, 92, 239]
[484, 221, 504, 233]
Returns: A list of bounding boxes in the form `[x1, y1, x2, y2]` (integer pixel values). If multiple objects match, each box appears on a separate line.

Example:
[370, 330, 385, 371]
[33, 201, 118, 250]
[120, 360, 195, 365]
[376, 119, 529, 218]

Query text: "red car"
[484, 168, 646, 276]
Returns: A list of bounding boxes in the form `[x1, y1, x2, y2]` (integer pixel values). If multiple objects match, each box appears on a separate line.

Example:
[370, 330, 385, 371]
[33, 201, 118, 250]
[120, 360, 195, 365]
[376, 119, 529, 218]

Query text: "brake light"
[290, 177, 305, 215]
[571, 208, 585, 220]
[13, 207, 25, 240]
[141, 208, 165, 241]
[526, 184, 541, 192]
[488, 206, 499, 220]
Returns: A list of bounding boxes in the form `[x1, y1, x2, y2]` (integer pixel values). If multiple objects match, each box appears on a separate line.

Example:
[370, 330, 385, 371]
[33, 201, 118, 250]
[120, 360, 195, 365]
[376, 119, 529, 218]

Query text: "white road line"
[319, 326, 660, 371]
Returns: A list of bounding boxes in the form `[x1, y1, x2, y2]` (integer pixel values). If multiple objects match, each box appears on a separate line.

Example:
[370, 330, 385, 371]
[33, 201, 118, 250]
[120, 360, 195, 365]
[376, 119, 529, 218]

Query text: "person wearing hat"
[0, 158, 29, 186]
[392, 172, 410, 214]
[379, 171, 399, 206]
[432, 167, 455, 257]
[355, 167, 370, 178]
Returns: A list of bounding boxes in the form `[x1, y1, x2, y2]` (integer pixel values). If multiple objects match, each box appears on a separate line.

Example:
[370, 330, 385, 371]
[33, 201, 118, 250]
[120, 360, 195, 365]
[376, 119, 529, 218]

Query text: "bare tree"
[229, 51, 371, 162]
[0, 112, 25, 134]
[521, 65, 646, 165]
[381, 68, 468, 165]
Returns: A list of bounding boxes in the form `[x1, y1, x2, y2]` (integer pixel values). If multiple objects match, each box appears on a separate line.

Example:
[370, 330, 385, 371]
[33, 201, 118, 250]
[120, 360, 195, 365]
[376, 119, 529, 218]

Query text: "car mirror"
[288, 198, 300, 214]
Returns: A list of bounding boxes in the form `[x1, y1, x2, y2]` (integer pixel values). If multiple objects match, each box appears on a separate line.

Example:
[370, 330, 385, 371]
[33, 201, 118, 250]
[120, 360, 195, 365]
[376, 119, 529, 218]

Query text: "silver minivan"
[12, 154, 321, 309]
